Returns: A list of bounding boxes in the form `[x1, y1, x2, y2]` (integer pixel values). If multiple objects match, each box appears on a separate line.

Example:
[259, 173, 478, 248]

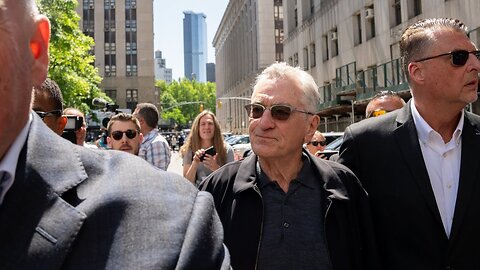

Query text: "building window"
[126, 0, 137, 9]
[294, 0, 298, 27]
[331, 29, 338, 57]
[365, 6, 375, 40]
[293, 53, 299, 67]
[408, 0, 422, 19]
[126, 89, 138, 111]
[274, 0, 284, 61]
[104, 0, 115, 10]
[303, 47, 309, 70]
[310, 43, 316, 67]
[322, 35, 329, 61]
[310, 0, 315, 15]
[354, 13, 362, 46]
[105, 89, 117, 102]
[392, 0, 401, 26]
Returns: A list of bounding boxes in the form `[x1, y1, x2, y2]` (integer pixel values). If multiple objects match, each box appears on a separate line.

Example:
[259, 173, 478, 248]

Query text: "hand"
[315, 151, 328, 160]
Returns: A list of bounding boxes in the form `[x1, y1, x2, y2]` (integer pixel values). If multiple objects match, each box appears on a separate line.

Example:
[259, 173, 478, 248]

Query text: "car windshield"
[325, 136, 343, 150]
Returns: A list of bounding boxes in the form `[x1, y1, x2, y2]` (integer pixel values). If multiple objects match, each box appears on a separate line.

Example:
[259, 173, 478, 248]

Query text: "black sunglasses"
[35, 110, 62, 120]
[414, 50, 480, 66]
[308, 140, 327, 147]
[244, 103, 315, 121]
[111, 130, 138, 140]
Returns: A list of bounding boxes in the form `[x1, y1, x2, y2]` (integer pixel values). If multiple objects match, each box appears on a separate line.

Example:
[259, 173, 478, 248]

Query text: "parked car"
[322, 132, 344, 145]
[226, 134, 250, 146]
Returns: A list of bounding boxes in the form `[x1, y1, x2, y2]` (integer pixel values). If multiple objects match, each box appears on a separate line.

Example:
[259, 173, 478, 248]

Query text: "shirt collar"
[142, 128, 159, 143]
[0, 113, 32, 203]
[410, 98, 464, 145]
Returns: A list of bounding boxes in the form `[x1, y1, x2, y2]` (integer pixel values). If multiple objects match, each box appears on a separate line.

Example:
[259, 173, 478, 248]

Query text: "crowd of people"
[2, 1, 480, 268]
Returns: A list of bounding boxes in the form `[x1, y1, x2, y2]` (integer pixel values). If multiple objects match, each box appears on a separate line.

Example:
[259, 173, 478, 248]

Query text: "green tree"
[158, 79, 217, 127]
[37, 0, 108, 112]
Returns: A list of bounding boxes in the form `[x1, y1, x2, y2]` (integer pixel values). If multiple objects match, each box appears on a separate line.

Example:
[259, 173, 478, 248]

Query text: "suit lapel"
[393, 102, 444, 229]
[0, 114, 87, 268]
[449, 112, 480, 243]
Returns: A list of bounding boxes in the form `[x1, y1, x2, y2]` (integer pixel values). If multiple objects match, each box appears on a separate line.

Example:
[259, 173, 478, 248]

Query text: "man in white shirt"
[339, 18, 480, 269]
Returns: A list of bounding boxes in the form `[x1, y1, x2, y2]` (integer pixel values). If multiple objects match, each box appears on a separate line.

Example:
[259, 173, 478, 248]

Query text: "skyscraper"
[183, 11, 207, 82]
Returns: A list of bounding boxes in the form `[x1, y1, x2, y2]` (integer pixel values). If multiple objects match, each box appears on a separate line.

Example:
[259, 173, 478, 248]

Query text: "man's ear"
[407, 62, 425, 84]
[305, 114, 320, 142]
[58, 116, 67, 134]
[30, 16, 51, 88]
[107, 136, 112, 148]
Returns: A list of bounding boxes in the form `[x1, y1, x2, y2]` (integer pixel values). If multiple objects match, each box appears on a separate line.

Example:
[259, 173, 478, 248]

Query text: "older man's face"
[0, 1, 50, 159]
[248, 78, 319, 161]
[107, 121, 143, 155]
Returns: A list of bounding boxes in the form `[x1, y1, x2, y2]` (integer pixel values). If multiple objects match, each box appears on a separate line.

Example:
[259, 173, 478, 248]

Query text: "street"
[167, 150, 184, 176]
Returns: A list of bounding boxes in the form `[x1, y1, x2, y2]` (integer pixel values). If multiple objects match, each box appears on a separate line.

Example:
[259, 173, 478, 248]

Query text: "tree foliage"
[158, 79, 217, 127]
[37, 0, 109, 113]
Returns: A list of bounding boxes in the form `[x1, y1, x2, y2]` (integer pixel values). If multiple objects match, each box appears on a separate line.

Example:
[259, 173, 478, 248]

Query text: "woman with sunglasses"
[305, 130, 328, 157]
[180, 110, 235, 186]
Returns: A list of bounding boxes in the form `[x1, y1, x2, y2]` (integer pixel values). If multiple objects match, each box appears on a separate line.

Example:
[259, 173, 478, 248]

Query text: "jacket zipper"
[253, 183, 264, 270]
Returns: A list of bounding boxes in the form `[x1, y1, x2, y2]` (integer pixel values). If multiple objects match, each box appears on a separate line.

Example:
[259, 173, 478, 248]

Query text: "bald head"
[366, 92, 406, 118]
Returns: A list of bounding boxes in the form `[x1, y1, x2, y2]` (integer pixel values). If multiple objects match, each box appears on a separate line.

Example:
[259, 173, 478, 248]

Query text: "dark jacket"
[200, 150, 379, 270]
[339, 102, 480, 269]
[0, 113, 230, 269]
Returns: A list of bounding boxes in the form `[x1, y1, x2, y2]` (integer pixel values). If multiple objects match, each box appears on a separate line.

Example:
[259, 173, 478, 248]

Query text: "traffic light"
[217, 100, 222, 109]
[200, 103, 204, 112]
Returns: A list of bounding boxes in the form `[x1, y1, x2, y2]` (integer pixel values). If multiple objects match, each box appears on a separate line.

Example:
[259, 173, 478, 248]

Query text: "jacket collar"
[232, 149, 349, 201]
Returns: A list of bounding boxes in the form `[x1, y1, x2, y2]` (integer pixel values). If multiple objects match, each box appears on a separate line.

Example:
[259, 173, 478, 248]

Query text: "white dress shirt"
[0, 114, 32, 205]
[411, 100, 463, 238]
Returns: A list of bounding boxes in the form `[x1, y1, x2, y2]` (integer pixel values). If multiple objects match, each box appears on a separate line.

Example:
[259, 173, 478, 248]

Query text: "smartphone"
[200, 146, 216, 161]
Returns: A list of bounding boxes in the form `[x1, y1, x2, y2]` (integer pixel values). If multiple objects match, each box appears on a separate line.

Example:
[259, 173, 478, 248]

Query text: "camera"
[200, 146, 216, 161]
[62, 115, 84, 144]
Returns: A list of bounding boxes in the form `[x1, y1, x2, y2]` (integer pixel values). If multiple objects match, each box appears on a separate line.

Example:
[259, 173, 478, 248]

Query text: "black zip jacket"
[200, 150, 380, 270]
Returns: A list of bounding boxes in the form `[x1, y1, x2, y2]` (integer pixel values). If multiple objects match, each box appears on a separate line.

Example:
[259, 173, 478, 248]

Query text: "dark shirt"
[256, 154, 332, 270]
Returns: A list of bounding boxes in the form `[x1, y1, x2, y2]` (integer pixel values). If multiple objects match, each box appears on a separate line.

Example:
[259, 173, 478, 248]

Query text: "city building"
[154, 50, 173, 84]
[76, 0, 157, 112]
[282, 0, 480, 132]
[183, 11, 208, 82]
[206, 62, 216, 82]
[214, 0, 284, 134]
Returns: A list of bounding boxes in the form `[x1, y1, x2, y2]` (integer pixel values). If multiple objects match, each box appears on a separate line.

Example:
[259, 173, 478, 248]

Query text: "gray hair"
[253, 62, 320, 113]
[400, 18, 468, 82]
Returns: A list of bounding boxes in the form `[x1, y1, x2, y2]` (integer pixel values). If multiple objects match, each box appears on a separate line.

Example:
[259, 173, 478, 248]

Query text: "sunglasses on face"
[35, 110, 62, 120]
[414, 50, 480, 66]
[244, 103, 315, 121]
[308, 140, 327, 147]
[111, 130, 138, 140]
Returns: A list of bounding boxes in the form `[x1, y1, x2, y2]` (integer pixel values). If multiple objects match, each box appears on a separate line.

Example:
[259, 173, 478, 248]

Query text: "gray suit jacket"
[339, 101, 480, 269]
[0, 114, 230, 269]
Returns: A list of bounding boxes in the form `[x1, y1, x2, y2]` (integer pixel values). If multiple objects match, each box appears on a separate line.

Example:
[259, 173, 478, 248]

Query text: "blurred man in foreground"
[107, 113, 143, 155]
[0, 1, 229, 268]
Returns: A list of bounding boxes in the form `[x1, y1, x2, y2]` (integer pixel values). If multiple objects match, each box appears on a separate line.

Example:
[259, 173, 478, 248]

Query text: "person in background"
[200, 62, 379, 270]
[304, 130, 327, 157]
[339, 18, 480, 269]
[181, 110, 235, 186]
[63, 107, 96, 148]
[0, 1, 230, 268]
[107, 113, 143, 155]
[134, 103, 171, 170]
[31, 78, 66, 135]
[365, 90, 406, 118]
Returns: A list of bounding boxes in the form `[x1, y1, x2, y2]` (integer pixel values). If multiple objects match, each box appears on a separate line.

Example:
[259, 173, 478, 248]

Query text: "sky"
[153, 1, 229, 81]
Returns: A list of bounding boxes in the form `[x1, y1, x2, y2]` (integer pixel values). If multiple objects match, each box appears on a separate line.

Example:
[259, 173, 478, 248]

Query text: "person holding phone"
[180, 110, 235, 186]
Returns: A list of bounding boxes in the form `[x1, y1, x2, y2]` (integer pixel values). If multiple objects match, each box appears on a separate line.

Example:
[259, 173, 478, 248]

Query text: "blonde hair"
[180, 110, 228, 165]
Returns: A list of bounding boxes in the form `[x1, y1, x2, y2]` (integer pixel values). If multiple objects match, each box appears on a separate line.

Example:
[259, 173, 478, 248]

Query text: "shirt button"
[443, 153, 447, 158]
[447, 183, 452, 189]
[283, 222, 290, 228]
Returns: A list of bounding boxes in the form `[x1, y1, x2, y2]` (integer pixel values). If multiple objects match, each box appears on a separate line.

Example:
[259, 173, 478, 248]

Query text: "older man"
[200, 62, 378, 270]
[339, 18, 480, 269]
[107, 113, 143, 155]
[0, 1, 229, 269]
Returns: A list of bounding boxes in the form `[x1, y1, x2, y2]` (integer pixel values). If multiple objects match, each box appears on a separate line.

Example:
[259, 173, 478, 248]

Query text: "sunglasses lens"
[451, 51, 469, 66]
[112, 131, 123, 140]
[271, 105, 292, 121]
[125, 130, 137, 139]
[245, 104, 265, 119]
[320, 141, 327, 146]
